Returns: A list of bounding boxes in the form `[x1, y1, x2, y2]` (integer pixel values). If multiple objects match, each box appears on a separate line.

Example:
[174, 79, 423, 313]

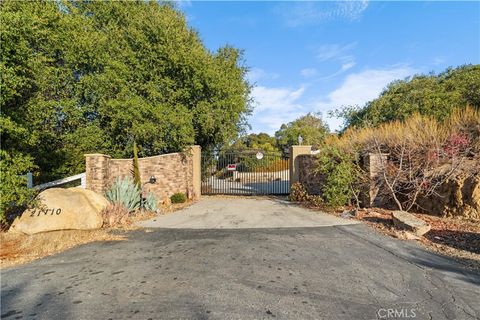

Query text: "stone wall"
[85, 146, 201, 203]
[298, 155, 324, 195]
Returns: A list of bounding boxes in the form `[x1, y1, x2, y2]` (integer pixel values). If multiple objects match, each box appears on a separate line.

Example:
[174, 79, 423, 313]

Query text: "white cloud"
[249, 66, 418, 134]
[317, 43, 356, 62]
[252, 86, 305, 113]
[247, 68, 280, 82]
[250, 86, 307, 134]
[341, 61, 356, 71]
[277, 1, 369, 27]
[315, 42, 357, 79]
[301, 68, 318, 77]
[314, 66, 417, 131]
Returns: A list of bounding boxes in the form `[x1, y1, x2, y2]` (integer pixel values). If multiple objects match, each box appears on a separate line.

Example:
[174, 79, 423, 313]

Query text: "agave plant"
[144, 192, 158, 212]
[105, 177, 141, 212]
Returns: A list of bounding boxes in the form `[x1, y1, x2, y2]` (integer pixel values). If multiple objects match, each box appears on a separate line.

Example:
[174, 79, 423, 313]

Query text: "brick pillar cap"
[84, 153, 111, 158]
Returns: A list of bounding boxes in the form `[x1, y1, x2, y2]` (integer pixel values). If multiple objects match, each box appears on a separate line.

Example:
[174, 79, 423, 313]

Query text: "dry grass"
[0, 209, 162, 268]
[336, 106, 480, 154]
[0, 229, 126, 269]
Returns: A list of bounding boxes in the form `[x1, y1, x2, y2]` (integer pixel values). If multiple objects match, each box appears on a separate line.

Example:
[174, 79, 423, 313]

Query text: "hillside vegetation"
[295, 65, 480, 219]
[338, 65, 480, 129]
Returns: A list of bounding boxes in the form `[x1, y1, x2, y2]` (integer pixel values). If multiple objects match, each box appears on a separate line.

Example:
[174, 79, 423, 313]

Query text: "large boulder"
[69, 187, 110, 212]
[10, 188, 107, 235]
[418, 161, 480, 219]
[417, 172, 480, 219]
[392, 211, 431, 236]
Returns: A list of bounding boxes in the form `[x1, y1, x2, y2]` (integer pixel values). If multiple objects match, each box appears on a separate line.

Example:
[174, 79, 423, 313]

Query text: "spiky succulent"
[105, 177, 141, 212]
[144, 192, 158, 212]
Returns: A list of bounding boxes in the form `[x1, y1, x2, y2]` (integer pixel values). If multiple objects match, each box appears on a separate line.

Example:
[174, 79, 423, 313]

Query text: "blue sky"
[178, 1, 480, 134]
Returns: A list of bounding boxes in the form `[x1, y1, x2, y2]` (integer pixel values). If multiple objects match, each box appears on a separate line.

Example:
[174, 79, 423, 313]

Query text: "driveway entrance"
[138, 197, 356, 229]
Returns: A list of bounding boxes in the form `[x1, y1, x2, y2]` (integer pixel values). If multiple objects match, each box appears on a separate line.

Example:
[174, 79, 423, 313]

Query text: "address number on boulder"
[30, 208, 62, 217]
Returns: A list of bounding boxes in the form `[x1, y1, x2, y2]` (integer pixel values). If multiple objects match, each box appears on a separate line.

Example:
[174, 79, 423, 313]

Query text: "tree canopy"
[0, 0, 251, 221]
[275, 113, 329, 152]
[1, 0, 251, 183]
[337, 65, 480, 129]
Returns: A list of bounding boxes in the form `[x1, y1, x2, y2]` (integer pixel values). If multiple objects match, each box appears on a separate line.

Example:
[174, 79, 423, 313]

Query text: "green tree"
[275, 113, 329, 152]
[0, 1, 251, 220]
[335, 65, 480, 129]
[229, 133, 279, 153]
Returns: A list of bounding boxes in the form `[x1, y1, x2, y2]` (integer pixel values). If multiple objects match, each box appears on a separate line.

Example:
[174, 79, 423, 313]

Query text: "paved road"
[2, 199, 479, 320]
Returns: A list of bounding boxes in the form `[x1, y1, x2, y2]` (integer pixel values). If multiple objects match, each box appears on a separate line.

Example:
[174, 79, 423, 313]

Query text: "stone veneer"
[85, 146, 201, 203]
[298, 154, 324, 195]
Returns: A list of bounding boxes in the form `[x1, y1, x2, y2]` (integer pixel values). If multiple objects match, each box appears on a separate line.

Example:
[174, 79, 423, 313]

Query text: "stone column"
[190, 145, 201, 199]
[363, 152, 389, 207]
[84, 154, 111, 194]
[289, 145, 312, 189]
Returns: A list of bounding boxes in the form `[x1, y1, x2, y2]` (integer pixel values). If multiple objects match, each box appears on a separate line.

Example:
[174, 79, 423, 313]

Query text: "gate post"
[190, 145, 201, 198]
[289, 145, 312, 189]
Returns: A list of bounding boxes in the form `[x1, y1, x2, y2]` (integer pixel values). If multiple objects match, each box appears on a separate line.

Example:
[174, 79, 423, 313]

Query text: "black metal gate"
[201, 150, 290, 195]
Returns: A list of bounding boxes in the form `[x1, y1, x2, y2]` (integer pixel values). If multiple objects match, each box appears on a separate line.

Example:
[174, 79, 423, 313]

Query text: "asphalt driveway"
[138, 197, 358, 229]
[1, 198, 479, 320]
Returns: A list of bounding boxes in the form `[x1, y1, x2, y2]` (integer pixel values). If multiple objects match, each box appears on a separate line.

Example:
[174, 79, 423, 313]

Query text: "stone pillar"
[289, 145, 312, 189]
[190, 145, 201, 199]
[84, 154, 111, 194]
[363, 152, 388, 207]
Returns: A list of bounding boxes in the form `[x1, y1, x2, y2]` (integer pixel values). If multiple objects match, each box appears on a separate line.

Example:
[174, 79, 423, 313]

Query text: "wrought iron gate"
[201, 150, 290, 195]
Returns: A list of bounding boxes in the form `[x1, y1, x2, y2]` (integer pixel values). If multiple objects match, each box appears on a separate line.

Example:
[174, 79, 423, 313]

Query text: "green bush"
[170, 192, 187, 204]
[0, 150, 36, 223]
[315, 146, 363, 207]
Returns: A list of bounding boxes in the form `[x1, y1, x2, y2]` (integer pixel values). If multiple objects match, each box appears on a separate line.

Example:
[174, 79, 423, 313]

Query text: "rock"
[9, 188, 106, 235]
[341, 209, 357, 219]
[392, 211, 431, 236]
[69, 187, 110, 212]
[417, 164, 480, 219]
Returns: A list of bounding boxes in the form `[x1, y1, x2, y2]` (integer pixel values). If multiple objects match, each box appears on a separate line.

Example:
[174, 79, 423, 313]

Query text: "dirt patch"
[331, 207, 480, 270]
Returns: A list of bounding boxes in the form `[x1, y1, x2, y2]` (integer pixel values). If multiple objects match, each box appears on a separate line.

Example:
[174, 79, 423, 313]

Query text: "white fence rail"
[27, 172, 86, 190]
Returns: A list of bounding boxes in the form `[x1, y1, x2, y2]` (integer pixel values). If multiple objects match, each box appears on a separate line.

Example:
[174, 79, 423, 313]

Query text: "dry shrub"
[289, 182, 310, 202]
[101, 203, 131, 227]
[446, 106, 480, 156]
[335, 106, 479, 212]
[339, 106, 478, 155]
